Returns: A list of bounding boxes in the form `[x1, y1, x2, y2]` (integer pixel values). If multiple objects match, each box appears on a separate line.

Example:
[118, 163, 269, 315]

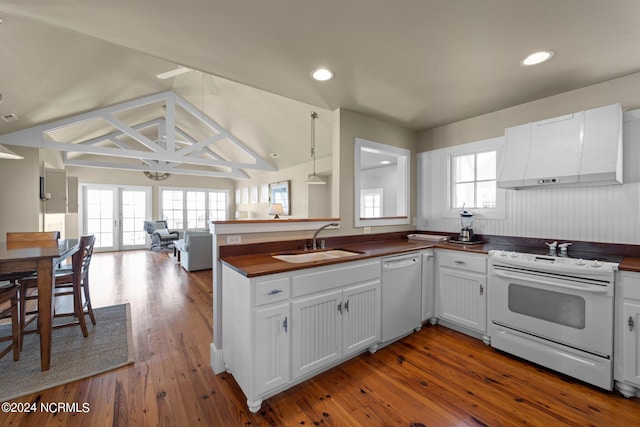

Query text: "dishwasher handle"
[383, 256, 419, 270]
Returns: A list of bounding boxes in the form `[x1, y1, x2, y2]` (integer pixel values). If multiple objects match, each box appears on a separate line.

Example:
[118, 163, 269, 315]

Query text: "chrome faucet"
[312, 222, 339, 250]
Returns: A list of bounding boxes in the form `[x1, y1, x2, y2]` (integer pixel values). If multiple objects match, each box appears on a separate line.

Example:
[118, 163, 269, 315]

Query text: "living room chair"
[19, 234, 97, 338]
[143, 220, 179, 251]
[0, 282, 21, 361]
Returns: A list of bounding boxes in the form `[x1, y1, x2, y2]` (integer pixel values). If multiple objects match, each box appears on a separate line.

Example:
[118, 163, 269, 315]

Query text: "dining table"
[0, 239, 79, 370]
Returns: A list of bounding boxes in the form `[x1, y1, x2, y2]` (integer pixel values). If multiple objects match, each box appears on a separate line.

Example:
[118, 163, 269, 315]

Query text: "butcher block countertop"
[221, 239, 434, 277]
[220, 234, 640, 277]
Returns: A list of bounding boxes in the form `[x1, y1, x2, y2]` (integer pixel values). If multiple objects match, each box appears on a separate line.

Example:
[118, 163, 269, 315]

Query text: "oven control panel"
[488, 250, 618, 273]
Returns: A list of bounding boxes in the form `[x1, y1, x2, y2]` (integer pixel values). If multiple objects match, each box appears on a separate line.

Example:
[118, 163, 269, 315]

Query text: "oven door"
[489, 264, 613, 357]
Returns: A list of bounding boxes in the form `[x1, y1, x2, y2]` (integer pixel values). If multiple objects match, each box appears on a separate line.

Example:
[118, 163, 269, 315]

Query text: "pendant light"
[305, 112, 326, 185]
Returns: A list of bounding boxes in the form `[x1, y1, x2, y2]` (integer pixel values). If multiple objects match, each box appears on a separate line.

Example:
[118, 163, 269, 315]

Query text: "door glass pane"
[121, 190, 147, 247]
[86, 189, 113, 249]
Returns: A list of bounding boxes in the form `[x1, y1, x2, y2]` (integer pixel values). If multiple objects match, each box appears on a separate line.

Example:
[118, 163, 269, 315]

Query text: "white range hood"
[497, 103, 623, 189]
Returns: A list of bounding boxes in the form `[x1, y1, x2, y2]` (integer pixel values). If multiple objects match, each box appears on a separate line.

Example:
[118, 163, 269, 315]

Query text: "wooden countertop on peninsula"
[221, 236, 640, 277]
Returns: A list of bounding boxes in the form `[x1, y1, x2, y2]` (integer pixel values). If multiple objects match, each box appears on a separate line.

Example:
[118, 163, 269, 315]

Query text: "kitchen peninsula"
[212, 219, 639, 411]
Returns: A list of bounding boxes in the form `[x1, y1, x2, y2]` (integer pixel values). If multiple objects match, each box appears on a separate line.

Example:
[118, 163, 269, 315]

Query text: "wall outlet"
[363, 227, 371, 234]
[226, 235, 242, 245]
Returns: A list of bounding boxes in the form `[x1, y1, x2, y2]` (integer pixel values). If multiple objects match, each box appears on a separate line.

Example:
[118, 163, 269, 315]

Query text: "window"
[162, 190, 184, 229]
[186, 191, 206, 229]
[360, 188, 383, 218]
[160, 188, 227, 230]
[208, 191, 227, 221]
[452, 150, 496, 209]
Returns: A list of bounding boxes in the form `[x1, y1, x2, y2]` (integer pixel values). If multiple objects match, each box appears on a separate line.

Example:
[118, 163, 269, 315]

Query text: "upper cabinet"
[498, 103, 623, 189]
[354, 138, 410, 227]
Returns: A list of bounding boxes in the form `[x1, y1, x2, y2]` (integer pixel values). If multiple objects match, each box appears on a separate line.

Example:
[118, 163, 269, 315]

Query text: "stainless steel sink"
[273, 250, 361, 263]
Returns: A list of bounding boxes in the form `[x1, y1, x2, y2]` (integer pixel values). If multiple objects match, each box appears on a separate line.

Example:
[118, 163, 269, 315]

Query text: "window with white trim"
[160, 188, 228, 230]
[451, 150, 496, 209]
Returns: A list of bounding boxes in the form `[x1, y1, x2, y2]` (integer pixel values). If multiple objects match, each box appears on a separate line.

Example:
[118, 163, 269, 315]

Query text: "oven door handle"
[493, 270, 610, 294]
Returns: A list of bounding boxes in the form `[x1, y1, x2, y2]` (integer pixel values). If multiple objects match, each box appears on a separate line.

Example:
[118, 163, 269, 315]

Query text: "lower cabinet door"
[292, 290, 342, 380]
[343, 280, 381, 356]
[622, 301, 640, 387]
[255, 302, 290, 395]
[437, 267, 487, 333]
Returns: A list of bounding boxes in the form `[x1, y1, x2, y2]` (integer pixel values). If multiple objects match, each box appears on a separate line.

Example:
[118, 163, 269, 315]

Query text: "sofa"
[177, 231, 213, 271]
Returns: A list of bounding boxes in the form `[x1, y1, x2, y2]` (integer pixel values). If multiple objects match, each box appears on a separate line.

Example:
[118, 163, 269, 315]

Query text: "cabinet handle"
[337, 302, 343, 315]
[629, 316, 634, 332]
[480, 284, 484, 295]
[454, 260, 465, 265]
[267, 289, 283, 295]
[344, 300, 349, 313]
[283, 316, 288, 333]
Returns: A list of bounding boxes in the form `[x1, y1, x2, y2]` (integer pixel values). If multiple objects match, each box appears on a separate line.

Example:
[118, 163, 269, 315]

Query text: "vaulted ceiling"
[0, 1, 639, 178]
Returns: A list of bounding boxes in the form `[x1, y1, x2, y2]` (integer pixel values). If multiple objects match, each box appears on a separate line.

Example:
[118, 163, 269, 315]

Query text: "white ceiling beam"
[0, 91, 274, 178]
[64, 157, 249, 179]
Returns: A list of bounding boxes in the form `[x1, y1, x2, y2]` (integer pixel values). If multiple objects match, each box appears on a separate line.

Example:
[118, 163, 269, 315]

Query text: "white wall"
[418, 103, 640, 245]
[0, 145, 41, 238]
[233, 156, 332, 220]
[337, 109, 417, 236]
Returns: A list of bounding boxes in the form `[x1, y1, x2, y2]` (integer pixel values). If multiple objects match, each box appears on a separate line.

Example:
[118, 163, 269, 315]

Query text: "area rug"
[0, 303, 134, 402]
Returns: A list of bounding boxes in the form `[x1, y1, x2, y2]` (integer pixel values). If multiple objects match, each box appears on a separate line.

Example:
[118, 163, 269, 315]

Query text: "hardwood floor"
[3, 249, 640, 426]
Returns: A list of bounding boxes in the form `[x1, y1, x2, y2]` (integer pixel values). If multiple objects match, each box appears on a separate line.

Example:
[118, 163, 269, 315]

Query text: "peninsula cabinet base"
[616, 381, 640, 398]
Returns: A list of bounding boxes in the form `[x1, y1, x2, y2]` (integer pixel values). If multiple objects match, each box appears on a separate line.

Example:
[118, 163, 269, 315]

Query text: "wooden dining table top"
[0, 239, 79, 271]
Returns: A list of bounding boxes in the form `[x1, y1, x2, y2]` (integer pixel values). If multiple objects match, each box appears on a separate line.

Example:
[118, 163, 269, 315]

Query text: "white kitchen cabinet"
[291, 260, 381, 379]
[614, 271, 640, 398]
[254, 302, 290, 396]
[221, 268, 292, 412]
[292, 289, 342, 378]
[435, 250, 488, 342]
[222, 258, 380, 413]
[422, 249, 435, 323]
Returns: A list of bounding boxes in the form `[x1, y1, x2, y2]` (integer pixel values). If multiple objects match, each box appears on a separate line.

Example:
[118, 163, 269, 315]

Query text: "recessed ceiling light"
[311, 68, 334, 81]
[380, 160, 391, 165]
[520, 50, 555, 66]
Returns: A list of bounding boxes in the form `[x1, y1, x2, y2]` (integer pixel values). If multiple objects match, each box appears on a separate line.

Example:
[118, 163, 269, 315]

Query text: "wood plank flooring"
[3, 249, 640, 426]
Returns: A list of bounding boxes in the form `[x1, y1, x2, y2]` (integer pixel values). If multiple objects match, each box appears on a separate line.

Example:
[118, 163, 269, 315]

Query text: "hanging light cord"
[310, 112, 318, 174]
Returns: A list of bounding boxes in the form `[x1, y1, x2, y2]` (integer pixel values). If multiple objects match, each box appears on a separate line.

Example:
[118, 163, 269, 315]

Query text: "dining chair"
[0, 283, 21, 361]
[2, 231, 60, 349]
[19, 234, 97, 338]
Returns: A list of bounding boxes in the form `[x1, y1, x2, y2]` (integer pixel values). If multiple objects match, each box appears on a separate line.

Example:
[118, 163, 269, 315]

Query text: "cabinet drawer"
[438, 250, 486, 274]
[255, 277, 290, 306]
[292, 260, 380, 297]
[621, 272, 640, 301]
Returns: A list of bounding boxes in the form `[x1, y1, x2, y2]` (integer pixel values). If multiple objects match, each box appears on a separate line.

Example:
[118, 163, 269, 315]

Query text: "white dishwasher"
[381, 252, 422, 343]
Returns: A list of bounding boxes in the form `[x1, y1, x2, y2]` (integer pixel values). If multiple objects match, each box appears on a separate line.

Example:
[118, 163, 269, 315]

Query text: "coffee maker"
[458, 208, 475, 242]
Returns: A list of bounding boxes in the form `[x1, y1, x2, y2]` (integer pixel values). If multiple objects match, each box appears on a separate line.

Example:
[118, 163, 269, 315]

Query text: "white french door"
[82, 185, 151, 251]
